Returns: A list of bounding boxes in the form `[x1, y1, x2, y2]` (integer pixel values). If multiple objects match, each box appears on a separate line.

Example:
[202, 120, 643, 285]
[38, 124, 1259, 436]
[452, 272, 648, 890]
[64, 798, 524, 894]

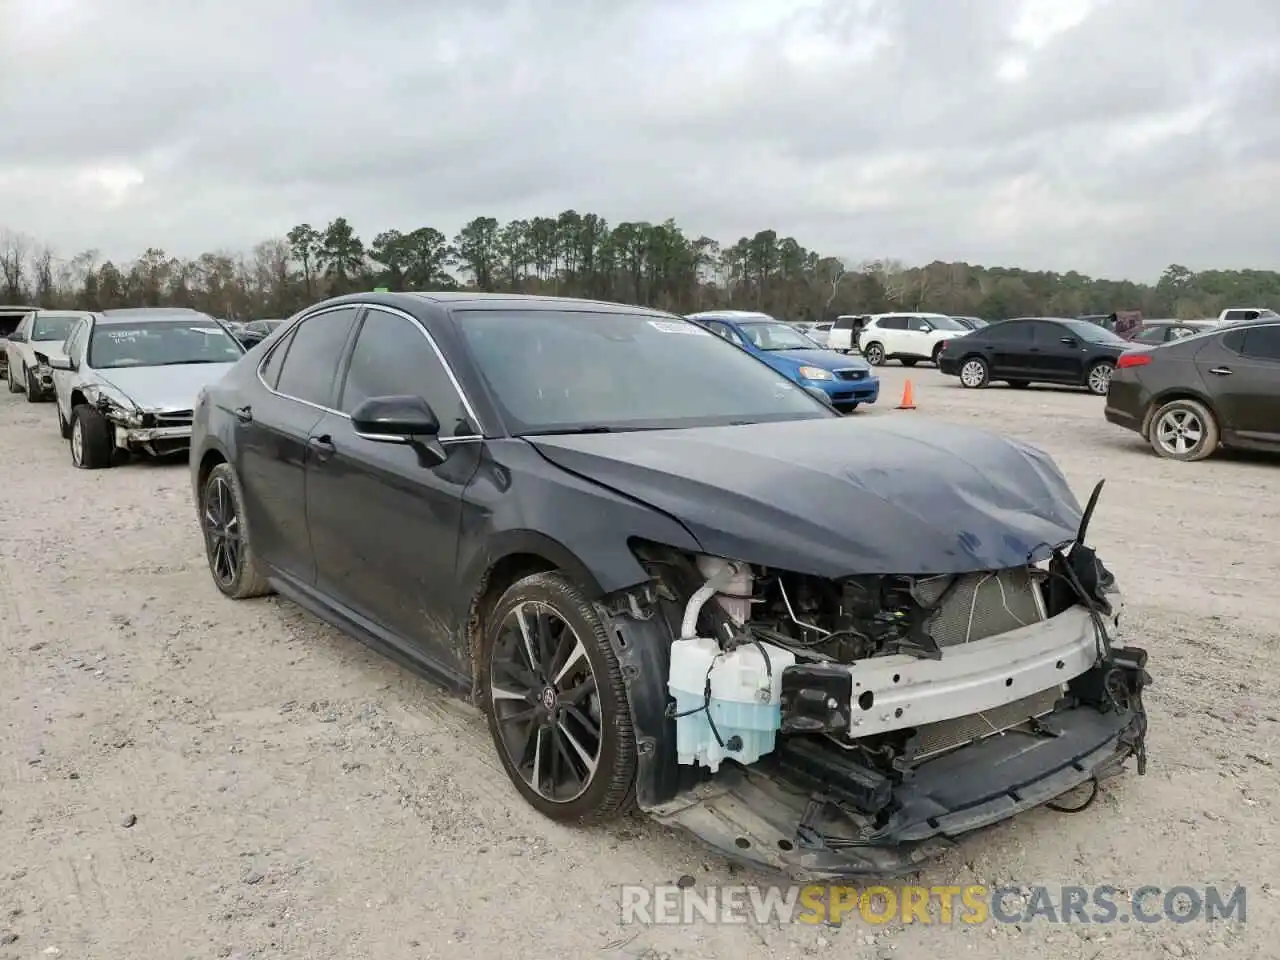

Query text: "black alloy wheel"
[203, 474, 243, 589]
[483, 572, 636, 821]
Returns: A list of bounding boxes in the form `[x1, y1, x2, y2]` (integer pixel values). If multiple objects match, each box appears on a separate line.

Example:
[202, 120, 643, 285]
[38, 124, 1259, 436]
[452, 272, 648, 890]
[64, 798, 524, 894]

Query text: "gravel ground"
[1, 367, 1277, 960]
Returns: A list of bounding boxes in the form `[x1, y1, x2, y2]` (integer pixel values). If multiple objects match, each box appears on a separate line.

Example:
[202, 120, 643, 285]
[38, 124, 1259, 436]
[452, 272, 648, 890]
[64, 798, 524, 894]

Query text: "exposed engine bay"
[625, 482, 1150, 877]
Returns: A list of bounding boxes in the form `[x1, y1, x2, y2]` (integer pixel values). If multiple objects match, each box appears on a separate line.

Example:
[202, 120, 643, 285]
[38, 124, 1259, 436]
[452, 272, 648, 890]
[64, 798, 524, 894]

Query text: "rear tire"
[1149, 398, 1219, 462]
[931, 343, 946, 364]
[70, 404, 113, 469]
[864, 342, 886, 366]
[480, 571, 636, 824]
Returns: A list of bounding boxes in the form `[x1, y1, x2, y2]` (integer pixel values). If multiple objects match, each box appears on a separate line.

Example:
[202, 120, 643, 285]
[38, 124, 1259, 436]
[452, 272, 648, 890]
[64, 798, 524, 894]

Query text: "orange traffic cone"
[896, 379, 916, 410]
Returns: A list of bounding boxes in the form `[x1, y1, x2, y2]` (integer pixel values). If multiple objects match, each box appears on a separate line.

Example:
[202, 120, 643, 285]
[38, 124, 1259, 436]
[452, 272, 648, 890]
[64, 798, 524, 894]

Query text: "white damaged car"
[50, 309, 246, 468]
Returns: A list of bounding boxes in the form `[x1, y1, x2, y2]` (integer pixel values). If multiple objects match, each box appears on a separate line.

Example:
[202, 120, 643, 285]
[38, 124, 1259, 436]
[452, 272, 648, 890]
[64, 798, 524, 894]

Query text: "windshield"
[1061, 319, 1129, 344]
[457, 310, 832, 434]
[32, 315, 80, 341]
[923, 316, 966, 331]
[736, 320, 819, 351]
[88, 320, 245, 369]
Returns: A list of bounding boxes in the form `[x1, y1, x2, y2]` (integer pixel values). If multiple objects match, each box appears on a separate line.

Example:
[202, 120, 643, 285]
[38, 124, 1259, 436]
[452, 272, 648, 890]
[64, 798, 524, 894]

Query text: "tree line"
[1, 215, 1276, 323]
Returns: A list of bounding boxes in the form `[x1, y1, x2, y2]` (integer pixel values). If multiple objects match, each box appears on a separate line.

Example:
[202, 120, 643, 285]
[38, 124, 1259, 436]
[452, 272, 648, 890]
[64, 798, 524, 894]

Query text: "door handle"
[234, 405, 253, 422]
[308, 434, 336, 461]
[1209, 366, 1232, 376]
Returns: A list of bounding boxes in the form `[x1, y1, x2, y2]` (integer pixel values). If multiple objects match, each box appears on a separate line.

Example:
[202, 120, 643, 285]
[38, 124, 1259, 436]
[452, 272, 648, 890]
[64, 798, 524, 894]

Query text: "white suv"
[857, 312, 969, 366]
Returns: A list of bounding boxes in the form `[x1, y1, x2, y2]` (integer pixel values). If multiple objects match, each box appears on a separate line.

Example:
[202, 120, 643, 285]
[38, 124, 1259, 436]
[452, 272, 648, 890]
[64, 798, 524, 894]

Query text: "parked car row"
[4, 307, 246, 467]
[4, 291, 1153, 879]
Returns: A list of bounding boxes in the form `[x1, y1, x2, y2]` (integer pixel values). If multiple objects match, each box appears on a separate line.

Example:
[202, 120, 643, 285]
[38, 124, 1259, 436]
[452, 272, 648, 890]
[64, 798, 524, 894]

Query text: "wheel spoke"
[514, 604, 541, 676]
[563, 703, 601, 743]
[492, 657, 539, 697]
[561, 673, 596, 705]
[552, 636, 587, 687]
[557, 719, 599, 779]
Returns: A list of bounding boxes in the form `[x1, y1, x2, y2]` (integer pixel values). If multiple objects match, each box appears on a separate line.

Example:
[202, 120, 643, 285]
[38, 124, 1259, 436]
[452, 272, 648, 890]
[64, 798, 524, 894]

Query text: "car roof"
[311, 290, 679, 319]
[94, 309, 217, 325]
[686, 309, 773, 320]
[870, 311, 953, 319]
[33, 309, 93, 318]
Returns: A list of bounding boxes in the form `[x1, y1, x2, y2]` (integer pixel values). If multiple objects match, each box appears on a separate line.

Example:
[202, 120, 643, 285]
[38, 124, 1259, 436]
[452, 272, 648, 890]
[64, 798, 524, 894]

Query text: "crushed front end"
[87, 387, 195, 457]
[611, 518, 1150, 880]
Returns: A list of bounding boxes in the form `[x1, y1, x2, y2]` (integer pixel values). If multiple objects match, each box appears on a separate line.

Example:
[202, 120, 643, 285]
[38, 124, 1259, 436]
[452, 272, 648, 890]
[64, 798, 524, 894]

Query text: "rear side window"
[879, 316, 908, 330]
[833, 317, 853, 330]
[996, 321, 1034, 342]
[274, 307, 359, 407]
[337, 308, 468, 436]
[259, 325, 297, 389]
[1238, 324, 1280, 361]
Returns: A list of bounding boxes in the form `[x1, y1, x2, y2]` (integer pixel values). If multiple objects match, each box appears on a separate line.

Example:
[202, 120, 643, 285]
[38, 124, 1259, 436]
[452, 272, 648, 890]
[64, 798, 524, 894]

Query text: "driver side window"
[337, 308, 468, 437]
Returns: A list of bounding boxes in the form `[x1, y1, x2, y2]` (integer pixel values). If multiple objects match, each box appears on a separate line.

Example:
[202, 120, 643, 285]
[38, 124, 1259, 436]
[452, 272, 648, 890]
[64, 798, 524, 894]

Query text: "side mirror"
[350, 395, 446, 463]
[919, 324, 933, 333]
[49, 356, 72, 370]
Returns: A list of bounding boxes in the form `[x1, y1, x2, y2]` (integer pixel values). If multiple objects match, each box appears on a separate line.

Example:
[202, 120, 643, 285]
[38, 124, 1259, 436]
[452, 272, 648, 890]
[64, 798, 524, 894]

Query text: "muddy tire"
[70, 404, 113, 469]
[200, 462, 274, 599]
[480, 571, 636, 824]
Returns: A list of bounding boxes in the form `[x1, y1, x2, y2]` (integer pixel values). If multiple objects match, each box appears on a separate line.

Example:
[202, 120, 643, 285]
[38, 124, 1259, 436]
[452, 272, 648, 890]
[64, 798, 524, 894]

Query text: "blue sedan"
[686, 310, 879, 412]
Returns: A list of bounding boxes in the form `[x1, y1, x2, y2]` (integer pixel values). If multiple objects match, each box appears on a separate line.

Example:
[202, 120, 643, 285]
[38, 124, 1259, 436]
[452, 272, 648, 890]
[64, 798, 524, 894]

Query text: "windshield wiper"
[147, 359, 233, 365]
[527, 425, 618, 436]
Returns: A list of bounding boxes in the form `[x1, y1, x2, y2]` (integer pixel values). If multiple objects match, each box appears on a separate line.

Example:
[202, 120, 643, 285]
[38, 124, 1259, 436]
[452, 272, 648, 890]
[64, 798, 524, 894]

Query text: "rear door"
[1210, 324, 1280, 445]
[986, 320, 1036, 379]
[238, 305, 361, 584]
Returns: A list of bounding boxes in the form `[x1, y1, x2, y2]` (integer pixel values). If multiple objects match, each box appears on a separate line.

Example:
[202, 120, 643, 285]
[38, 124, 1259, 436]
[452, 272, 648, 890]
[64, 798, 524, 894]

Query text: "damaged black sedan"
[191, 292, 1151, 879]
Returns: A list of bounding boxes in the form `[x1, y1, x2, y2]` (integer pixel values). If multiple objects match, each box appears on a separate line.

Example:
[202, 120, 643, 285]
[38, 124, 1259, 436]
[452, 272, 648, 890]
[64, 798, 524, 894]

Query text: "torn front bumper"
[647, 679, 1148, 879]
[113, 423, 193, 454]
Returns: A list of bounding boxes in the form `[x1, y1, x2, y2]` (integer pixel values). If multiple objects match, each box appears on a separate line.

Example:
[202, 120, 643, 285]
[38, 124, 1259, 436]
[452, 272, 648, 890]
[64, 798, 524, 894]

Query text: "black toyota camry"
[190, 291, 1150, 879]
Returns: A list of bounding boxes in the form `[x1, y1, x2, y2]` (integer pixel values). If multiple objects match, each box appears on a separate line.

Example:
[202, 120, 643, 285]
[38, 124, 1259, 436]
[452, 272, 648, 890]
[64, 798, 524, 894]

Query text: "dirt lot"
[1, 367, 1277, 960]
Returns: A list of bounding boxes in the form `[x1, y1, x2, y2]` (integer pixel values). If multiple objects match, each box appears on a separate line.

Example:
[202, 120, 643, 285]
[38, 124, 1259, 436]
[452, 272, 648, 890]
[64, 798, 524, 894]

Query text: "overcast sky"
[1, 0, 1277, 281]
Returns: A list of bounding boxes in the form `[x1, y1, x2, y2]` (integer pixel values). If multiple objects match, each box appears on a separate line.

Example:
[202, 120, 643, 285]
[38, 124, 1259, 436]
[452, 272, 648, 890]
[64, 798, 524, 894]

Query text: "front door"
[304, 305, 481, 670]
[987, 320, 1036, 379]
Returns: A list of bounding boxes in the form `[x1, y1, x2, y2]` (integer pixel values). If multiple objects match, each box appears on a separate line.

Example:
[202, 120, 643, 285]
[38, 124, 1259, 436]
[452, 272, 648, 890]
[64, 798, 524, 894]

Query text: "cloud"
[1, 0, 1277, 279]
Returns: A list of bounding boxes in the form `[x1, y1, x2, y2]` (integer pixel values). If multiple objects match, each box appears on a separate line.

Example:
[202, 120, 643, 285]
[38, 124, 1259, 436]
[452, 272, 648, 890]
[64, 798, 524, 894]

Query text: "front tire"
[480, 571, 636, 823]
[25, 368, 42, 402]
[200, 463, 274, 598]
[1086, 360, 1114, 396]
[958, 356, 990, 388]
[1149, 398, 1219, 462]
[864, 342, 886, 366]
[931, 343, 946, 364]
[70, 404, 113, 469]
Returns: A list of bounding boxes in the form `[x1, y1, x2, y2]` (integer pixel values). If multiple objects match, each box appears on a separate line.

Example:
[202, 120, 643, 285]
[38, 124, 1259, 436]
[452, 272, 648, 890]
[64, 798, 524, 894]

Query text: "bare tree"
[0, 230, 31, 302]
[30, 245, 56, 306]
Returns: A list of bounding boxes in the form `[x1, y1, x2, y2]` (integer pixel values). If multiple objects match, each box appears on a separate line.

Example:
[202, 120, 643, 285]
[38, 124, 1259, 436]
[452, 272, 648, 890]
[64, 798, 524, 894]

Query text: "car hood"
[98, 363, 236, 411]
[767, 348, 870, 370]
[528, 417, 1084, 576]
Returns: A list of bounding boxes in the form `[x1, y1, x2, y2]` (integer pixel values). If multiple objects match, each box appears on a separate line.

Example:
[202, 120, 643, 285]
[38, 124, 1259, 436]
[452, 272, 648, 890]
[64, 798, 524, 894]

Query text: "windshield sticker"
[104, 330, 144, 341]
[190, 327, 224, 335]
[648, 320, 710, 335]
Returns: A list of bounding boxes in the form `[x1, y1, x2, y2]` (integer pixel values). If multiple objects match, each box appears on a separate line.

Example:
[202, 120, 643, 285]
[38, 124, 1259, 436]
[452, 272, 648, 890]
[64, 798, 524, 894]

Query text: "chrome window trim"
[255, 302, 487, 443]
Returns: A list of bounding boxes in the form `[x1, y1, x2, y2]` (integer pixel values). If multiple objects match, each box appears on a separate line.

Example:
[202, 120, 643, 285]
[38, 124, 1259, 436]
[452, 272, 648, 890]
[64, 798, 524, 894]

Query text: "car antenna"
[1076, 478, 1105, 544]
